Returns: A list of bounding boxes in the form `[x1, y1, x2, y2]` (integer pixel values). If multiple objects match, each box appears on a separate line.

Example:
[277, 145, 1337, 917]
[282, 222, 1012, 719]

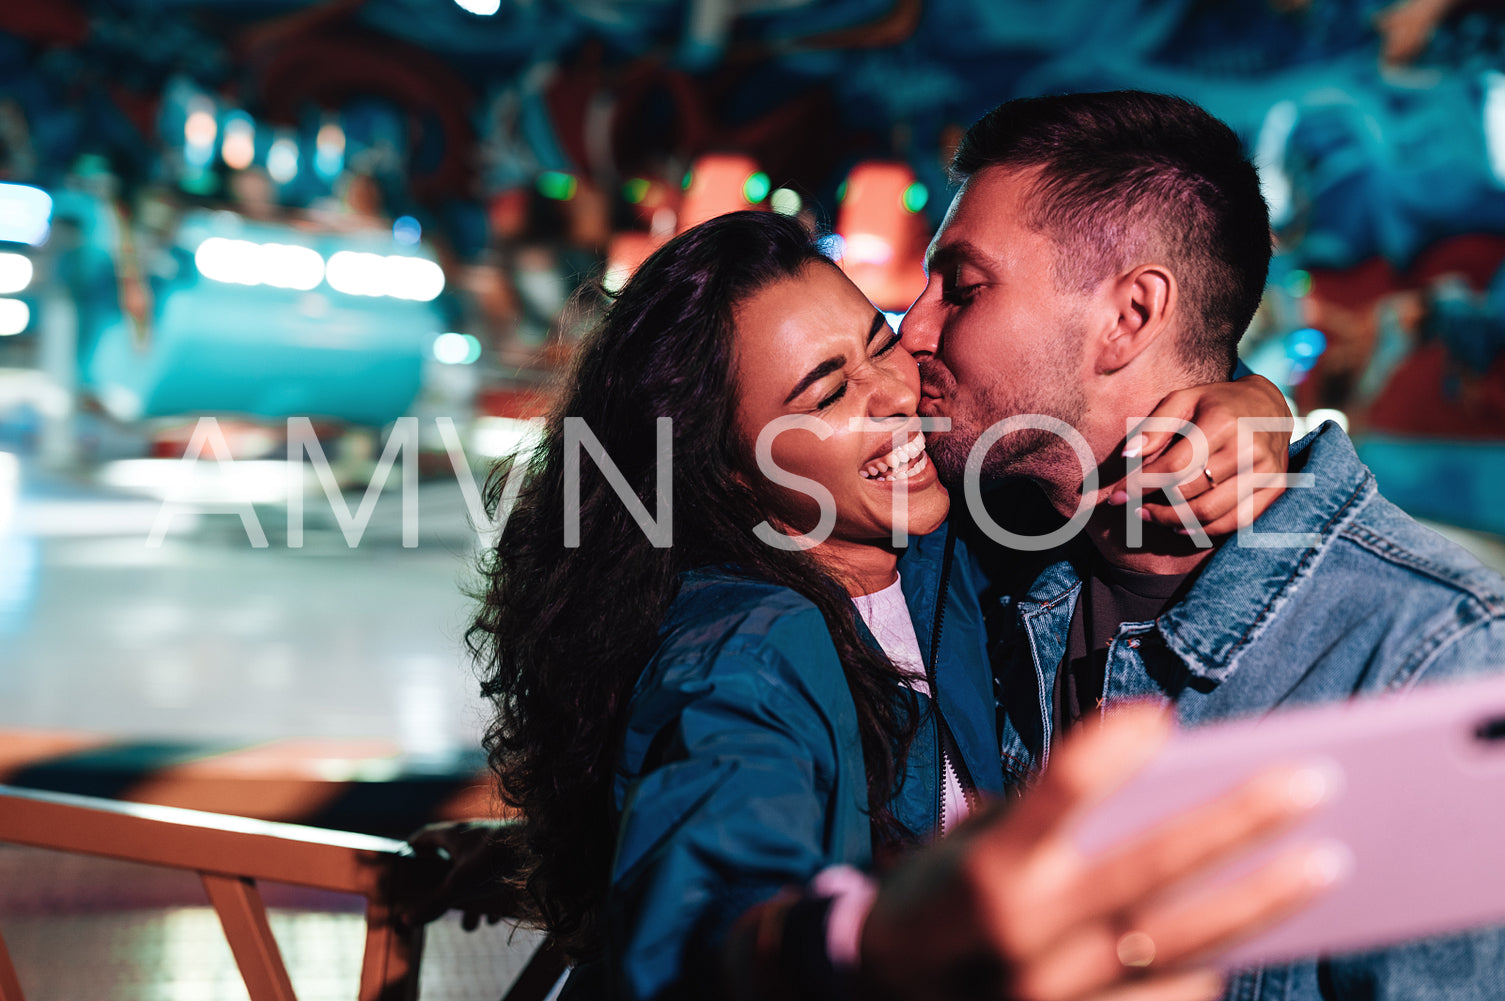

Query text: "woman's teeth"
[861, 433, 928, 481]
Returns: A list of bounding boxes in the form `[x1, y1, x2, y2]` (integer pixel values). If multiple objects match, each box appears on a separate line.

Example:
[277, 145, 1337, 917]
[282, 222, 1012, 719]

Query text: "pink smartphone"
[1071, 672, 1505, 969]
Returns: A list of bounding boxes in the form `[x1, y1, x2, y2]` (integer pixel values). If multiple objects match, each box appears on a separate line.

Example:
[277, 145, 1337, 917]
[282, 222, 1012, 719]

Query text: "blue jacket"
[578, 526, 1002, 1001]
[985, 423, 1505, 1001]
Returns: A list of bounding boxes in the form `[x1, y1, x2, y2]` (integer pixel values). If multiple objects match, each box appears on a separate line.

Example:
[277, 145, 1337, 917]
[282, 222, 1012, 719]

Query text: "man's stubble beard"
[921, 343, 1088, 492]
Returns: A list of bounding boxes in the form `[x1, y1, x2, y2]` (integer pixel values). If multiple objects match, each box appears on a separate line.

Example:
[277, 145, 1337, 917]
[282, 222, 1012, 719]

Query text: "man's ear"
[1095, 264, 1175, 374]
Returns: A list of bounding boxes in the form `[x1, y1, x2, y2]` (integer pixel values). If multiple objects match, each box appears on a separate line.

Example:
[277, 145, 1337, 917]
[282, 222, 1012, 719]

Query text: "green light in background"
[537, 171, 578, 201]
[743, 172, 771, 204]
[179, 168, 218, 197]
[434, 331, 483, 365]
[902, 182, 929, 213]
[682, 170, 694, 190]
[836, 181, 848, 203]
[622, 178, 650, 205]
[1286, 269, 1312, 297]
[770, 188, 802, 216]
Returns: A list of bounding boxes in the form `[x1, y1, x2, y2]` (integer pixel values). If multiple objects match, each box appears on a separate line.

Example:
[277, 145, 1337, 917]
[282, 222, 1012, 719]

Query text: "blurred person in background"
[449, 210, 1318, 1001]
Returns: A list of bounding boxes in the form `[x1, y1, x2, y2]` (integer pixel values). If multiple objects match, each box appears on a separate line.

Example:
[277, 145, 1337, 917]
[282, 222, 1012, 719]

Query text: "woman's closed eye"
[814, 382, 848, 411]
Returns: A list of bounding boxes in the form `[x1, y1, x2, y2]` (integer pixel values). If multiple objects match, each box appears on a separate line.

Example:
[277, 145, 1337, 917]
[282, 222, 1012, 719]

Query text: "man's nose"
[899, 295, 939, 358]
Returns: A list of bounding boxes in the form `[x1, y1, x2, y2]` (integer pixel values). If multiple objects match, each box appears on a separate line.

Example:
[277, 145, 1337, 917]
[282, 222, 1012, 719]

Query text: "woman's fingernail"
[1122, 434, 1148, 458]
[1302, 841, 1353, 887]
[1108, 490, 1129, 506]
[1285, 764, 1336, 809]
[1137, 507, 1151, 521]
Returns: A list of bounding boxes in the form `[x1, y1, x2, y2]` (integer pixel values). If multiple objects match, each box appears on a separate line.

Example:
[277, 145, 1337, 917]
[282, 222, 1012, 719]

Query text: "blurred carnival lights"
[222, 113, 256, 171]
[537, 171, 578, 201]
[770, 188, 802, 216]
[1485, 72, 1505, 185]
[901, 182, 928, 213]
[266, 136, 300, 184]
[453, 0, 501, 14]
[0, 184, 52, 246]
[0, 452, 16, 537]
[0, 254, 33, 295]
[194, 238, 324, 291]
[843, 233, 894, 265]
[315, 120, 346, 180]
[622, 178, 650, 204]
[1256, 101, 1299, 228]
[742, 172, 771, 204]
[471, 417, 543, 459]
[0, 300, 30, 336]
[192, 239, 442, 300]
[393, 216, 422, 246]
[326, 251, 445, 301]
[602, 263, 631, 295]
[1303, 408, 1350, 434]
[433, 331, 482, 365]
[183, 98, 218, 170]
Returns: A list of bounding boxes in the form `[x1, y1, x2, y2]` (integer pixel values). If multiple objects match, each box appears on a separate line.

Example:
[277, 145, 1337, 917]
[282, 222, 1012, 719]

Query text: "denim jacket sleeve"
[1322, 925, 1505, 1001]
[1392, 609, 1505, 690]
[605, 599, 871, 1001]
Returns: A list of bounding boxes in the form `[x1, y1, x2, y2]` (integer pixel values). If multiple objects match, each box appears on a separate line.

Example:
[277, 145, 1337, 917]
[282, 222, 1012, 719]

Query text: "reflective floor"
[1, 459, 492, 753]
[0, 847, 550, 1001]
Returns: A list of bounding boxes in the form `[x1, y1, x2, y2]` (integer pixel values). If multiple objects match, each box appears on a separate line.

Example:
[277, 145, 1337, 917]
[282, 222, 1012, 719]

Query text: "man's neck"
[1083, 505, 1219, 576]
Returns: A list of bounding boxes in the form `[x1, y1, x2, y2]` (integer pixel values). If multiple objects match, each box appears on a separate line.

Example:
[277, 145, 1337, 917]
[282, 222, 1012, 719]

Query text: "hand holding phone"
[859, 705, 1333, 1001]
[1073, 673, 1505, 969]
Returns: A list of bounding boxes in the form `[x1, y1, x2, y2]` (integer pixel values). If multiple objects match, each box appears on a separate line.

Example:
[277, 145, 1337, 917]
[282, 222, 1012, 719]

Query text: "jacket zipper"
[930, 527, 957, 834]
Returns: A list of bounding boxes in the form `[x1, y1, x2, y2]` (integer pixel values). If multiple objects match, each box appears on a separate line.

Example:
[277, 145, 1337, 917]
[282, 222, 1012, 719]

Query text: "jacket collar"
[1000, 424, 1376, 685]
[896, 525, 948, 657]
[1155, 423, 1376, 682]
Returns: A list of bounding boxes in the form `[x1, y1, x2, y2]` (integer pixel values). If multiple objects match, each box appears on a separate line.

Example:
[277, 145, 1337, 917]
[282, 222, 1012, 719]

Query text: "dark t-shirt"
[1056, 553, 1191, 729]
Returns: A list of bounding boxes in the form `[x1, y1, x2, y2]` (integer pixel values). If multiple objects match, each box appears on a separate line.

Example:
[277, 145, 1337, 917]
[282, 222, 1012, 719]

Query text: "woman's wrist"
[721, 868, 878, 1001]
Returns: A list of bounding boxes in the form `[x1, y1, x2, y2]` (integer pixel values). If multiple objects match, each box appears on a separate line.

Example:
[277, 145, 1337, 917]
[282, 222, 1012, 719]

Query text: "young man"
[895, 88, 1505, 1001]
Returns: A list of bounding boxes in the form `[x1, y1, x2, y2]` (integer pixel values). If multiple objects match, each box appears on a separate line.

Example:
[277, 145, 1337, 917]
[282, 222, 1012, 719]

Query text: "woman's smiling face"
[732, 261, 950, 591]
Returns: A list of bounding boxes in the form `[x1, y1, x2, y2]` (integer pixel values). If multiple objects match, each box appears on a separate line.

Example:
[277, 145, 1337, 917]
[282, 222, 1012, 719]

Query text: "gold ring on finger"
[1116, 929, 1157, 969]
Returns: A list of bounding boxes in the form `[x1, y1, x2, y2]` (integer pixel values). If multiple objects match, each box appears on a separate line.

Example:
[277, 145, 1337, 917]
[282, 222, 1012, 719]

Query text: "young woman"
[469, 211, 1322, 1001]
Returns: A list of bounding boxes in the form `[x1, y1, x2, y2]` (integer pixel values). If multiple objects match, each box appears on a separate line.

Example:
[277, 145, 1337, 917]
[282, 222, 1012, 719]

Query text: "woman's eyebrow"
[784, 356, 845, 404]
[782, 315, 886, 405]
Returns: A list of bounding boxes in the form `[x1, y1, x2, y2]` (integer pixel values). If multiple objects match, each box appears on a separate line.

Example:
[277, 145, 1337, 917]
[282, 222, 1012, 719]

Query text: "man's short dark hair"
[951, 90, 1272, 379]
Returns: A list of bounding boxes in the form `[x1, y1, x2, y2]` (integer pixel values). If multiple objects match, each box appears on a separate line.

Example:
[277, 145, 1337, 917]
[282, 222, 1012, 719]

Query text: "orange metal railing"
[0, 784, 562, 1001]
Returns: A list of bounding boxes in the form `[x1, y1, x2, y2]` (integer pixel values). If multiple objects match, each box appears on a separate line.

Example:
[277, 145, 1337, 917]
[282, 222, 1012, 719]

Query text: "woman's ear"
[1095, 264, 1175, 374]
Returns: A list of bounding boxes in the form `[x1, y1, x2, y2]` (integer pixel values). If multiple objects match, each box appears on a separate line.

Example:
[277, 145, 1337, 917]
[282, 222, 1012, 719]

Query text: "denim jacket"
[571, 526, 1002, 1001]
[986, 423, 1505, 1001]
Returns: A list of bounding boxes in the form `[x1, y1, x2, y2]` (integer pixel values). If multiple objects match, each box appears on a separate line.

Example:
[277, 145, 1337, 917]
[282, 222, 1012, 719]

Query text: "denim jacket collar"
[1156, 422, 1376, 683]
[1005, 424, 1378, 686]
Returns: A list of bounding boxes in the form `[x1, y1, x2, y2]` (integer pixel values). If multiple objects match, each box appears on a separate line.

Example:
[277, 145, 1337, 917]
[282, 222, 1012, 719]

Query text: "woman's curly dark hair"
[469, 210, 921, 958]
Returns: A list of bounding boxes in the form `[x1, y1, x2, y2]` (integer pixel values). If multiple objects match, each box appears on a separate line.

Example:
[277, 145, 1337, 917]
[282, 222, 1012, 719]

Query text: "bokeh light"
[221, 113, 255, 171]
[0, 299, 30, 336]
[742, 172, 771, 204]
[771, 188, 802, 216]
[0, 253, 34, 295]
[433, 331, 482, 364]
